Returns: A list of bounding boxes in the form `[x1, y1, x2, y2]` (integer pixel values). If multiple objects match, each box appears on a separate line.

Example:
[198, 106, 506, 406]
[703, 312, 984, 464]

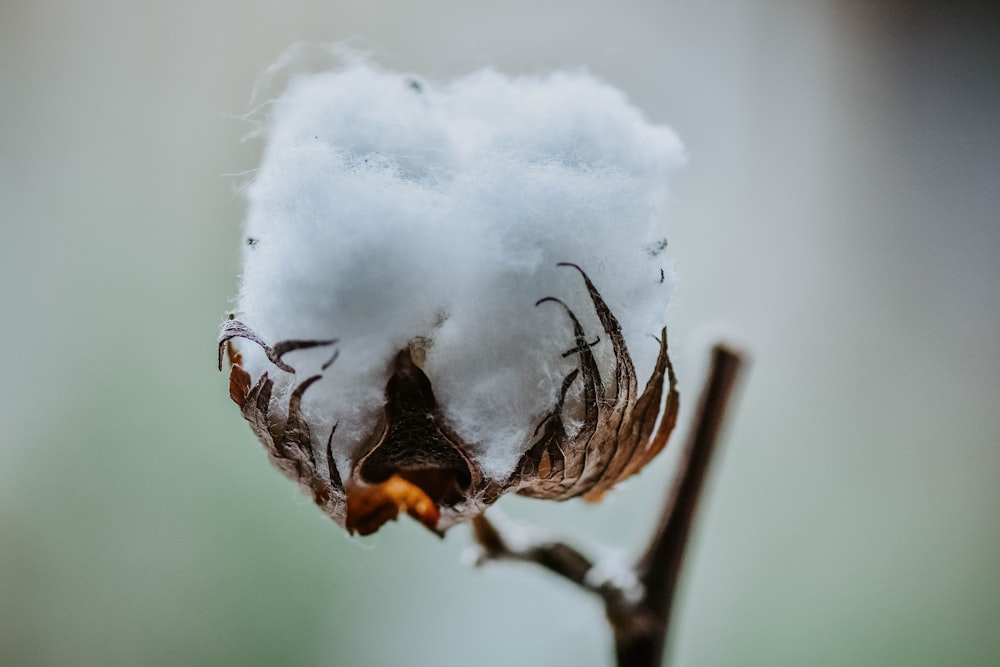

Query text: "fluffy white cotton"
[235, 60, 684, 479]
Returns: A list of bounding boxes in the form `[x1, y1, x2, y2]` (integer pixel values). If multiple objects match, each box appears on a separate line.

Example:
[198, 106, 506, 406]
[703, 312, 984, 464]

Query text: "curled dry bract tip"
[218, 265, 678, 536]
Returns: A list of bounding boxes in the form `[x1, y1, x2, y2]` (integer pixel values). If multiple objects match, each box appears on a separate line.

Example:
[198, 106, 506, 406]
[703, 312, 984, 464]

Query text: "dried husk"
[219, 265, 678, 535]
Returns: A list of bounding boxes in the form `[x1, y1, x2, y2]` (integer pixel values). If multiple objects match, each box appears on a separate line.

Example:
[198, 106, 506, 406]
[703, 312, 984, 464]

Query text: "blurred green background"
[2, 1, 998, 665]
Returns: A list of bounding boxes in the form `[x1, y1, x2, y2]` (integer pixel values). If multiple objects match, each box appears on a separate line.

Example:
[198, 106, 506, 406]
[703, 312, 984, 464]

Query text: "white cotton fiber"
[235, 59, 684, 480]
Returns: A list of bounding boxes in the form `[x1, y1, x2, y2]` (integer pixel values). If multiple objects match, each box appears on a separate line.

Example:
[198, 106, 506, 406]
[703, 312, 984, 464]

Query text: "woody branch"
[471, 343, 745, 667]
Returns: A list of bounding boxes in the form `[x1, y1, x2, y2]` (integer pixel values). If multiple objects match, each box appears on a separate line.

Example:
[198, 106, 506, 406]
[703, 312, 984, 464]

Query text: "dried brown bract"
[219, 264, 678, 536]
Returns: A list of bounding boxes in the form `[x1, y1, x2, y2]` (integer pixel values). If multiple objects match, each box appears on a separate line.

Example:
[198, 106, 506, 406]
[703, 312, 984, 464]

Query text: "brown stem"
[620, 343, 744, 666]
[470, 343, 746, 667]
[470, 513, 640, 635]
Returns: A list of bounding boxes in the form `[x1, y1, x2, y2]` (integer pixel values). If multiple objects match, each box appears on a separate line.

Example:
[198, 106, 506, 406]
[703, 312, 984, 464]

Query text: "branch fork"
[471, 344, 745, 667]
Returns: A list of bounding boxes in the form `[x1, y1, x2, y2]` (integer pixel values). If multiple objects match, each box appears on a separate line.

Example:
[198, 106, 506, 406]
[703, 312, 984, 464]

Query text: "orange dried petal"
[346, 474, 441, 536]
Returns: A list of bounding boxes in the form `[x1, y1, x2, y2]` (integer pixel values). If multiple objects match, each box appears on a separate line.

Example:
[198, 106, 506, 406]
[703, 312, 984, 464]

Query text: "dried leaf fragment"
[229, 365, 252, 407]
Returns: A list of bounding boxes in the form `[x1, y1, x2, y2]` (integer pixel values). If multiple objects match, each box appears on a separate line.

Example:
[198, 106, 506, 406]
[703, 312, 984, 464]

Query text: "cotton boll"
[223, 57, 684, 534]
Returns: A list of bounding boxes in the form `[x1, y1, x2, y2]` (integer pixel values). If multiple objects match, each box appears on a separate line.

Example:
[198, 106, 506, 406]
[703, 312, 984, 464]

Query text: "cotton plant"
[218, 60, 688, 537]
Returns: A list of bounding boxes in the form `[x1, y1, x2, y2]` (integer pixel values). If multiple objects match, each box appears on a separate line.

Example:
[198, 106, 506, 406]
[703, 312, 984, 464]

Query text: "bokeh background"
[2, 1, 998, 665]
